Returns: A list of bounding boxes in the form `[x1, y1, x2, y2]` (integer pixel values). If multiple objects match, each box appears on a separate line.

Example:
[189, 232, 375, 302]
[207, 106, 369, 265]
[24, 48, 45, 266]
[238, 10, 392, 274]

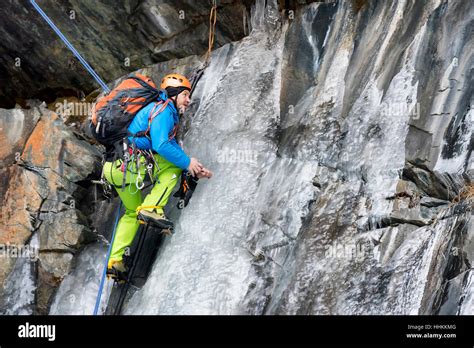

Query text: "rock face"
[261, 0, 472, 315]
[0, 104, 41, 201]
[0, 102, 103, 314]
[0, 0, 251, 108]
[124, 0, 472, 315]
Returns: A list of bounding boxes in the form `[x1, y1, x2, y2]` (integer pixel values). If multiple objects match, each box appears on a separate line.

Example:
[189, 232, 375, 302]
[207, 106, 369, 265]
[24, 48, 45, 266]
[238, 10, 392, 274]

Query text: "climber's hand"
[198, 167, 213, 179]
[188, 157, 204, 177]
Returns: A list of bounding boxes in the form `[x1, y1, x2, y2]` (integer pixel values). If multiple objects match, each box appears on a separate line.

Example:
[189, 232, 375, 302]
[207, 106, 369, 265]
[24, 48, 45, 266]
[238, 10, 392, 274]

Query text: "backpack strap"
[149, 99, 170, 126]
[128, 76, 157, 90]
[133, 99, 171, 138]
[169, 123, 178, 141]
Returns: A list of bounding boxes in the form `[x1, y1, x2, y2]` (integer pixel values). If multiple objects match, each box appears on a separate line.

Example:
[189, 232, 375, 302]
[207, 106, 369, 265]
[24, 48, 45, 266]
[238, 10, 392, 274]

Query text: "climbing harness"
[116, 141, 164, 193]
[92, 79, 172, 194]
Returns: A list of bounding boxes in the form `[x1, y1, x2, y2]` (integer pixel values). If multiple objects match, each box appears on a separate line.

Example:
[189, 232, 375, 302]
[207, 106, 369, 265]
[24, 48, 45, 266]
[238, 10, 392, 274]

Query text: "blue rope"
[29, 0, 110, 93]
[93, 202, 122, 315]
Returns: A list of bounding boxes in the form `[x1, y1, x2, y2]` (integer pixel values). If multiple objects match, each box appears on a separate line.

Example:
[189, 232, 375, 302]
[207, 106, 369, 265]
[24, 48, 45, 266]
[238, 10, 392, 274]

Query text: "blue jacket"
[127, 91, 191, 170]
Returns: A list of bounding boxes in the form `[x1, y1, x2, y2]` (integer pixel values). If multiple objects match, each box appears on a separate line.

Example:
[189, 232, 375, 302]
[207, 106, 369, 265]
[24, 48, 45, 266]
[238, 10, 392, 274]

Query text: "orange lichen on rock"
[0, 167, 42, 246]
[21, 112, 59, 167]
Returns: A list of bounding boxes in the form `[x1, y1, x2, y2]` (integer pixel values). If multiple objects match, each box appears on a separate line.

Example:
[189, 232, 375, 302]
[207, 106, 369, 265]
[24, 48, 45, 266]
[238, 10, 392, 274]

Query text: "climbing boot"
[137, 210, 174, 234]
[107, 259, 128, 283]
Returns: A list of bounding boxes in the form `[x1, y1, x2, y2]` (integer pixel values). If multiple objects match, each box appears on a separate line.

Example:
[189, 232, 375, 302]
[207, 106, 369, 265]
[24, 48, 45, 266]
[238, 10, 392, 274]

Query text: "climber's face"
[176, 90, 191, 113]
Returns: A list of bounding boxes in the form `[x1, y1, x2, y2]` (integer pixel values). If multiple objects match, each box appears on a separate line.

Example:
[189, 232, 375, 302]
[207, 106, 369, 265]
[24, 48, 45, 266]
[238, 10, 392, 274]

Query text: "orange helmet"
[160, 73, 191, 90]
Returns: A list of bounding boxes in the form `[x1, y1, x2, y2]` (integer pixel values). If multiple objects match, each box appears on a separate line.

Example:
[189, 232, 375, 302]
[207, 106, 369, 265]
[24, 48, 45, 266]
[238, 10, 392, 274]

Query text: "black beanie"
[166, 86, 190, 97]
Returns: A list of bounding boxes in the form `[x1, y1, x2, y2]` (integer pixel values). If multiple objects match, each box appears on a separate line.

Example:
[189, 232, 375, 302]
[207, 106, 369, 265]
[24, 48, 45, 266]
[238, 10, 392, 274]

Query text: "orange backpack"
[90, 73, 164, 148]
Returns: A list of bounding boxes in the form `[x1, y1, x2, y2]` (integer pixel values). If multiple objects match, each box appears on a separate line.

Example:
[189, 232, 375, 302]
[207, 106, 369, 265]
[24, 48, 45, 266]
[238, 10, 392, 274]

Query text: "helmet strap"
[170, 96, 179, 112]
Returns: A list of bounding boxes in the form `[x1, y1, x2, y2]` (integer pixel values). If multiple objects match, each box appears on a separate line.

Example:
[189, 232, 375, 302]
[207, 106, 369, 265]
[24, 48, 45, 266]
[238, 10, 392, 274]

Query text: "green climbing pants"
[103, 153, 182, 263]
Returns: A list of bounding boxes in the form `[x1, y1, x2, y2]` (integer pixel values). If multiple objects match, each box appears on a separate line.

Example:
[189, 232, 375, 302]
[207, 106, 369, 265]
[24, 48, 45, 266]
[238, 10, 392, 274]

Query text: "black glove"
[173, 171, 199, 209]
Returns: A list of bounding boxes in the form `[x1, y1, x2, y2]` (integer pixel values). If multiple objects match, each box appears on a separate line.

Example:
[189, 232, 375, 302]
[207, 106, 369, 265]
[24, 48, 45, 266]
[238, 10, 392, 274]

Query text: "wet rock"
[0, 254, 37, 315]
[458, 271, 474, 315]
[39, 210, 94, 252]
[35, 251, 75, 315]
[436, 270, 470, 315]
[39, 252, 74, 281]
[385, 180, 435, 226]
[419, 211, 471, 314]
[255, 0, 473, 315]
[402, 163, 464, 201]
[0, 258, 17, 295]
[373, 225, 418, 266]
[467, 152, 474, 181]
[49, 243, 108, 315]
[35, 262, 60, 315]
[279, 1, 337, 121]
[420, 196, 449, 208]
[405, 125, 433, 165]
[152, 22, 210, 61]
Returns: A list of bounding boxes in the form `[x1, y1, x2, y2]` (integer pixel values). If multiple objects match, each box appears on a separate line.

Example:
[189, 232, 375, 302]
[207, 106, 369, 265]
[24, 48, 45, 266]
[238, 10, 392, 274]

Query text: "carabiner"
[136, 172, 145, 190]
[146, 163, 154, 184]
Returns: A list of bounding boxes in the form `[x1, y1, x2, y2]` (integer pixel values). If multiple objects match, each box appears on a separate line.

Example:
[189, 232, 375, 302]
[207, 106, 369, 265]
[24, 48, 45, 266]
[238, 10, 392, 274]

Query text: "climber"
[103, 73, 213, 277]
